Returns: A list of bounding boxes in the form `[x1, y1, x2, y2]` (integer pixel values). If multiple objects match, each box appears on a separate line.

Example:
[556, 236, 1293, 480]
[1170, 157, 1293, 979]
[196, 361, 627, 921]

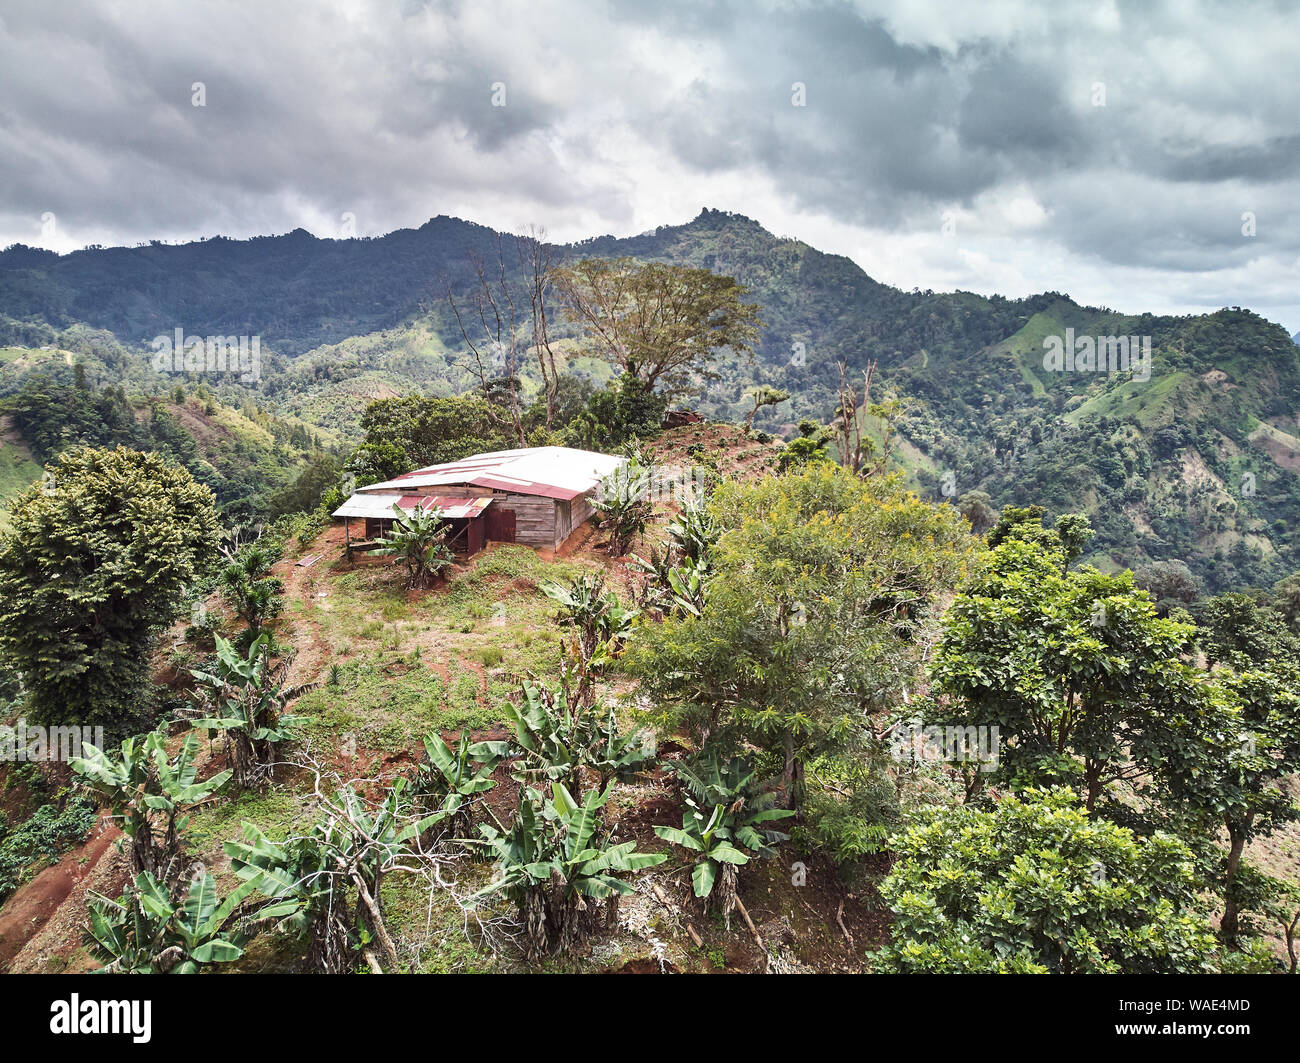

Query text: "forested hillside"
[1, 218, 1299, 981]
[2, 209, 1299, 590]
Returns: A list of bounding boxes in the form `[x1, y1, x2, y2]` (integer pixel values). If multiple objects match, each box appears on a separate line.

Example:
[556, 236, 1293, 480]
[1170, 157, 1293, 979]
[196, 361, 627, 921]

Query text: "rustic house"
[332, 446, 626, 557]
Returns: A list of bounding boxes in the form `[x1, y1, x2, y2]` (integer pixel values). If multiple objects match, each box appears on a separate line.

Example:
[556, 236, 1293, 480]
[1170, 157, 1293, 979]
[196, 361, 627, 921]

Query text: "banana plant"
[475, 783, 666, 958]
[191, 633, 310, 789]
[665, 494, 719, 563]
[504, 680, 655, 796]
[71, 730, 230, 880]
[592, 459, 653, 557]
[372, 502, 455, 588]
[226, 780, 439, 972]
[654, 754, 793, 929]
[84, 870, 297, 973]
[412, 731, 508, 832]
[541, 572, 640, 665]
[629, 551, 711, 618]
[589, 704, 658, 790]
[224, 822, 347, 972]
[504, 680, 587, 792]
[664, 556, 710, 617]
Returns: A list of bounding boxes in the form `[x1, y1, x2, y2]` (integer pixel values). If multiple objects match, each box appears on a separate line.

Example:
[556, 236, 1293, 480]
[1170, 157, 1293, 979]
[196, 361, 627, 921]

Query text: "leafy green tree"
[627, 464, 974, 808]
[1272, 571, 1300, 631]
[0, 446, 218, 728]
[985, 504, 1048, 548]
[986, 506, 1092, 571]
[556, 257, 762, 401]
[565, 373, 666, 451]
[354, 395, 510, 483]
[266, 452, 343, 518]
[929, 537, 1196, 810]
[776, 419, 833, 472]
[1134, 559, 1201, 609]
[955, 490, 998, 534]
[373, 503, 455, 589]
[1194, 591, 1299, 667]
[744, 385, 789, 430]
[1145, 665, 1300, 943]
[875, 789, 1226, 973]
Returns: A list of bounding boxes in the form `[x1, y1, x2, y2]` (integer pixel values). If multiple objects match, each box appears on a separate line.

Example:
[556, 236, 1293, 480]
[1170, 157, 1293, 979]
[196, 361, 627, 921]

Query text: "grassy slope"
[0, 425, 42, 530]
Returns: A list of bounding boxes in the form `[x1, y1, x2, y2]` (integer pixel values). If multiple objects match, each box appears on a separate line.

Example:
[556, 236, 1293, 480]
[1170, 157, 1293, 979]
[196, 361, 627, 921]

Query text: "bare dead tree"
[835, 359, 872, 475]
[519, 226, 562, 430]
[835, 359, 902, 478]
[446, 233, 526, 445]
[276, 749, 511, 973]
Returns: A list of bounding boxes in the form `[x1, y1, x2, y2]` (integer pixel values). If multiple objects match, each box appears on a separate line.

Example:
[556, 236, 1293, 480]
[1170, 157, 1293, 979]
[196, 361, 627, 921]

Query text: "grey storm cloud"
[0, 0, 1297, 327]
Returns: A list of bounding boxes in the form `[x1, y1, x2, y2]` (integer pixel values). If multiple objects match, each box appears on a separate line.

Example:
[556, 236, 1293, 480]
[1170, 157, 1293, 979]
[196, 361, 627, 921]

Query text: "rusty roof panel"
[332, 494, 493, 521]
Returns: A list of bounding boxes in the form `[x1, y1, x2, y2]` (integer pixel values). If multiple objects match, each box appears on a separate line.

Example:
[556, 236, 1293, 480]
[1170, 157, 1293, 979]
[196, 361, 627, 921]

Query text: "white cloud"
[0, 0, 1296, 332]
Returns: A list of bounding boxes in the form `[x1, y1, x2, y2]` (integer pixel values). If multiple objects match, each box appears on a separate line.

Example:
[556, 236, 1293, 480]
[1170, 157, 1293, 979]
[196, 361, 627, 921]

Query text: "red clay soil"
[0, 822, 121, 972]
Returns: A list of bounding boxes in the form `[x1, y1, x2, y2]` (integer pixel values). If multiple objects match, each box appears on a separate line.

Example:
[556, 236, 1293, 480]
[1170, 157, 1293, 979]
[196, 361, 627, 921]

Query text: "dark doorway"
[486, 507, 516, 543]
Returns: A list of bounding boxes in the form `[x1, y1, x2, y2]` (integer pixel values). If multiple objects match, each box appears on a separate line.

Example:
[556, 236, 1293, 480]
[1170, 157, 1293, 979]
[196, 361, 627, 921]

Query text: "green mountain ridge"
[2, 209, 1298, 592]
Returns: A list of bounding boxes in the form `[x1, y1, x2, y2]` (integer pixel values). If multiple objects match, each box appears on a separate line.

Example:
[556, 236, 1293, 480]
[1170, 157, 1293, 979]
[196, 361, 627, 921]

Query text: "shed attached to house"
[337, 446, 625, 553]
[331, 493, 494, 558]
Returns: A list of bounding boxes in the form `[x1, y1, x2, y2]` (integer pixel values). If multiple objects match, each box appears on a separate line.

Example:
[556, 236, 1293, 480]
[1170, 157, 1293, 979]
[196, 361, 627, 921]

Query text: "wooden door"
[486, 507, 516, 543]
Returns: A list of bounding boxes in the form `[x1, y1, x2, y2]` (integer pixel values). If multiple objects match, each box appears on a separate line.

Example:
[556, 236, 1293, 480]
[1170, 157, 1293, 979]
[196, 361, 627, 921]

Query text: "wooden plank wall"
[553, 492, 598, 548]
[494, 492, 556, 546]
[406, 483, 597, 549]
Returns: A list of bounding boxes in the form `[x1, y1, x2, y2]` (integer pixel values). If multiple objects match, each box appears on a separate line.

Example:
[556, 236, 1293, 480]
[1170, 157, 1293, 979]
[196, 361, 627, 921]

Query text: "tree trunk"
[1083, 758, 1102, 812]
[782, 729, 796, 808]
[523, 888, 548, 961]
[352, 871, 400, 970]
[1221, 827, 1248, 944]
[718, 863, 738, 932]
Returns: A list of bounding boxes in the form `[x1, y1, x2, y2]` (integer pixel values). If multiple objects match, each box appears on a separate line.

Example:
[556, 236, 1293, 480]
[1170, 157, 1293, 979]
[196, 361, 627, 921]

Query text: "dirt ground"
[2, 820, 125, 973]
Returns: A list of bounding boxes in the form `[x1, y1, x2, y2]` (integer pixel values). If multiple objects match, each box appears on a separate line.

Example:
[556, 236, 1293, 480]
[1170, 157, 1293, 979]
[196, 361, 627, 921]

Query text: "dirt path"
[0, 822, 121, 972]
[276, 524, 347, 689]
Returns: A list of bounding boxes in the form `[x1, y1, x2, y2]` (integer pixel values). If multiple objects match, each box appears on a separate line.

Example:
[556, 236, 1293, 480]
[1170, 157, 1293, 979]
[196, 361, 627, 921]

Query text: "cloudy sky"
[2, 0, 1297, 332]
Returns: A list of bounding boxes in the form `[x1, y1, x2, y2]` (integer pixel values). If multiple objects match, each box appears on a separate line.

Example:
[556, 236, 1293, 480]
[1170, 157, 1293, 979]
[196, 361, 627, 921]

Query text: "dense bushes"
[0, 446, 218, 729]
[0, 797, 99, 902]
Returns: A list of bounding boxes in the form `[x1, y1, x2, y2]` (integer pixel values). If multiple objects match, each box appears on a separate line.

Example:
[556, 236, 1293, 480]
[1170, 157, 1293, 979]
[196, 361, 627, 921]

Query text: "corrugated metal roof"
[332, 494, 493, 520]
[357, 446, 626, 502]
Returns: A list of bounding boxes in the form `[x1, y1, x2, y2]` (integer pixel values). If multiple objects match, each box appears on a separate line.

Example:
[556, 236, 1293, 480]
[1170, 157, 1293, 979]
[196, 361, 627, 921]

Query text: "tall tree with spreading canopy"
[351, 395, 510, 485]
[626, 464, 974, 808]
[0, 446, 218, 728]
[555, 257, 762, 401]
[1144, 664, 1300, 943]
[929, 528, 1200, 810]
